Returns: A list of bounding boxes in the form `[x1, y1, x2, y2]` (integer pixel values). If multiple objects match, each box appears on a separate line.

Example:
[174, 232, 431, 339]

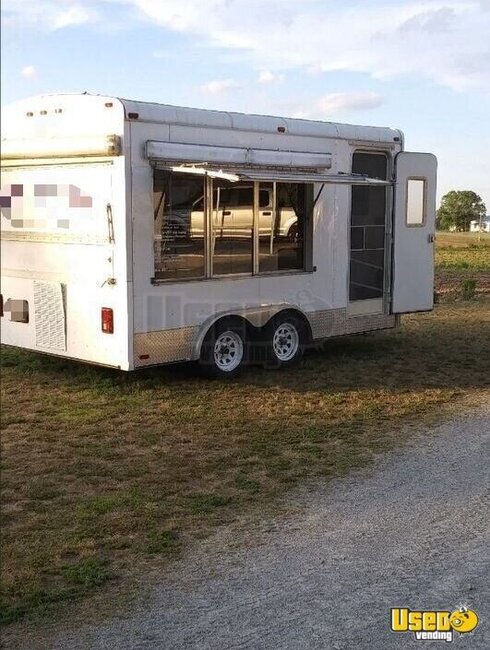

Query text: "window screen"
[349, 152, 388, 301]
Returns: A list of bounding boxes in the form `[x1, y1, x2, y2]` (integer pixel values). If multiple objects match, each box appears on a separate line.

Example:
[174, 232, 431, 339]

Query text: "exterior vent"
[33, 281, 66, 351]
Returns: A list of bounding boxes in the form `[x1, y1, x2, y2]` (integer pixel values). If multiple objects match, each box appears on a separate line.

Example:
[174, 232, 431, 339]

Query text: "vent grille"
[33, 281, 66, 351]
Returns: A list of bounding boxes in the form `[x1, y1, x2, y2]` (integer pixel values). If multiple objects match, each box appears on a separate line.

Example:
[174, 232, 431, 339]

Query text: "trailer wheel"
[199, 319, 248, 378]
[264, 313, 306, 369]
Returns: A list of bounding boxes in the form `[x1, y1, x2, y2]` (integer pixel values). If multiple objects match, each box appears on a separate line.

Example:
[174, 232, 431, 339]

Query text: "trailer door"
[392, 152, 437, 313]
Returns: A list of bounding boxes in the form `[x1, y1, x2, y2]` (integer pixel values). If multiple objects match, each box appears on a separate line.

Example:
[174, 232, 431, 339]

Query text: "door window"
[406, 178, 426, 226]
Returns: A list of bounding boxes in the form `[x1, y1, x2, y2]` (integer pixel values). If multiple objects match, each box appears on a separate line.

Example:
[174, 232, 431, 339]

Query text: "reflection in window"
[153, 171, 205, 280]
[406, 179, 426, 225]
[259, 182, 309, 272]
[350, 153, 387, 301]
[153, 172, 314, 280]
[212, 181, 253, 275]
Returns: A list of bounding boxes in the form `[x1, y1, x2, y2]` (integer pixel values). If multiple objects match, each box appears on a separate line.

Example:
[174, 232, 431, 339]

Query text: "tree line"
[437, 190, 487, 231]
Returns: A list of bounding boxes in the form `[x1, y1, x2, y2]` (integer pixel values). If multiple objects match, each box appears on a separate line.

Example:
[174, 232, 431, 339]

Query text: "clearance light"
[101, 307, 114, 334]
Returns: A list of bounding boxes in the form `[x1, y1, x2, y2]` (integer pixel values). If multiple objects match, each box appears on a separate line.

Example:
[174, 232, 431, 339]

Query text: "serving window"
[259, 182, 308, 272]
[153, 171, 205, 280]
[212, 180, 254, 275]
[153, 169, 313, 281]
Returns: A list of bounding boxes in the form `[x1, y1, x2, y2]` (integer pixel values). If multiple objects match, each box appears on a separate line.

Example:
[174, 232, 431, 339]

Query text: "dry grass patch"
[436, 231, 490, 248]
[1, 300, 490, 625]
[435, 231, 490, 299]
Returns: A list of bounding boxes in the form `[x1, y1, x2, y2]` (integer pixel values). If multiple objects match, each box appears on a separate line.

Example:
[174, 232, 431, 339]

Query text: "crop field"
[1, 231, 489, 627]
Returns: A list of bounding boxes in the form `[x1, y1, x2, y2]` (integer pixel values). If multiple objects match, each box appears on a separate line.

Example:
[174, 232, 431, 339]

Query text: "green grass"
[1, 299, 490, 626]
[436, 246, 489, 271]
[62, 558, 110, 589]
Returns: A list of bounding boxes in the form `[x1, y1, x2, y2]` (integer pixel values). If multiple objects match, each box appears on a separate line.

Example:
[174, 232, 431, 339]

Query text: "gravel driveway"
[12, 403, 490, 649]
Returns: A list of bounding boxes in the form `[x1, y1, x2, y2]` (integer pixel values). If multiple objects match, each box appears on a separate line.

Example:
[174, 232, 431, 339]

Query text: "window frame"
[152, 171, 314, 284]
[405, 176, 427, 228]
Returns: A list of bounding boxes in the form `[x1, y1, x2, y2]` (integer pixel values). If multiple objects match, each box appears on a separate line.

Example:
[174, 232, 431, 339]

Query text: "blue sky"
[2, 0, 490, 209]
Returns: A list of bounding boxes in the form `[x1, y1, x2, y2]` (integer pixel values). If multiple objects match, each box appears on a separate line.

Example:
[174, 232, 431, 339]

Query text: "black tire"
[262, 313, 307, 369]
[199, 319, 248, 378]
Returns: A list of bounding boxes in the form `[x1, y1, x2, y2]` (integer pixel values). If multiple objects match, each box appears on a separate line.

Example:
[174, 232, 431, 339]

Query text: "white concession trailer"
[0, 94, 436, 376]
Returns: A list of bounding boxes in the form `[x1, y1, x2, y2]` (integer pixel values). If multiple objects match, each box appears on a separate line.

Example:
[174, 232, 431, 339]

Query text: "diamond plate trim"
[134, 326, 198, 367]
[134, 310, 396, 367]
[345, 313, 396, 335]
[306, 308, 396, 340]
[307, 308, 346, 339]
[33, 281, 66, 351]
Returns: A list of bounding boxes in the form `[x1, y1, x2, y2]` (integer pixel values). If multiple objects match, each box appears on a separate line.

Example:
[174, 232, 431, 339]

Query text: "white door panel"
[392, 152, 437, 313]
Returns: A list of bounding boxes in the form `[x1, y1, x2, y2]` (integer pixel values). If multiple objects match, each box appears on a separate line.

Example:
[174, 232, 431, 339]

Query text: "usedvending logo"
[391, 606, 479, 642]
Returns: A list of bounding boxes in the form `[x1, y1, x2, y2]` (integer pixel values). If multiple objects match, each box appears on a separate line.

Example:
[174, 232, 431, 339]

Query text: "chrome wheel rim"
[213, 331, 244, 372]
[272, 322, 299, 361]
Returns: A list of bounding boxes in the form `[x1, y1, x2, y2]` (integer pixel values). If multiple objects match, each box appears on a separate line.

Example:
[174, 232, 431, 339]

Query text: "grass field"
[435, 230, 490, 298]
[436, 231, 490, 248]
[1, 230, 489, 626]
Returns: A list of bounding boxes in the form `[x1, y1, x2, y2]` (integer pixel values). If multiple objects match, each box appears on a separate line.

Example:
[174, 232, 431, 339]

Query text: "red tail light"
[101, 307, 114, 334]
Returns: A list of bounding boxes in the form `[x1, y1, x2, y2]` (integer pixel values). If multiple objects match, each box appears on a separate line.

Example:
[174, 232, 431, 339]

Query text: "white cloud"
[199, 79, 240, 94]
[312, 92, 383, 117]
[52, 5, 95, 29]
[258, 70, 284, 84]
[3, 1, 489, 92]
[21, 65, 37, 79]
[3, 0, 99, 30]
[124, 0, 490, 92]
[291, 92, 384, 120]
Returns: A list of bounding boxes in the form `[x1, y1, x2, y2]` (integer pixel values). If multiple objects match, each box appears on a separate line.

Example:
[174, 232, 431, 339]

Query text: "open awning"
[155, 164, 392, 187]
[236, 169, 391, 186]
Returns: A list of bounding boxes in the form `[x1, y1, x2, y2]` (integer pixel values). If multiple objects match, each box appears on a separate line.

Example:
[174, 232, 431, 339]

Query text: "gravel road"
[12, 404, 490, 650]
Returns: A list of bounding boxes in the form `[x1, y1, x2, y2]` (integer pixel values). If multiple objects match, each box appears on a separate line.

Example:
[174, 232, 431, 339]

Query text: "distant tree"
[437, 191, 486, 231]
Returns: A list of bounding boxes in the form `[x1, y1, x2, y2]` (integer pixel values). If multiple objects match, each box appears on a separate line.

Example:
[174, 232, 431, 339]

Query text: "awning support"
[165, 165, 240, 182]
[313, 184, 325, 210]
[154, 163, 392, 187]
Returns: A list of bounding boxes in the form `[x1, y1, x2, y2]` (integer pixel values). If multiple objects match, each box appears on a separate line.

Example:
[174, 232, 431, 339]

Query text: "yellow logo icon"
[449, 607, 479, 633]
[391, 606, 479, 642]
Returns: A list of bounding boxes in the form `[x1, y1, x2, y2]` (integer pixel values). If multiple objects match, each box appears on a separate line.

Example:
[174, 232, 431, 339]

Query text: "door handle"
[263, 211, 272, 216]
[223, 210, 231, 216]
